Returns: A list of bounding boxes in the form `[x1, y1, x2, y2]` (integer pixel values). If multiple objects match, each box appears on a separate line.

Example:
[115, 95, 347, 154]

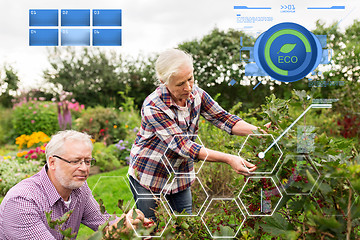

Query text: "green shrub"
[0, 107, 14, 144]
[0, 158, 42, 196]
[92, 142, 126, 172]
[12, 101, 59, 137]
[75, 106, 126, 145]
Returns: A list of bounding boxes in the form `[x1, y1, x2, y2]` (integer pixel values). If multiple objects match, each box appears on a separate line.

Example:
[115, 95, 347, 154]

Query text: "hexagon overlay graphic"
[162, 176, 209, 216]
[310, 177, 359, 217]
[92, 176, 134, 215]
[127, 153, 173, 196]
[163, 134, 208, 175]
[238, 134, 283, 174]
[128, 197, 172, 238]
[276, 155, 320, 195]
[238, 177, 283, 216]
[201, 198, 246, 239]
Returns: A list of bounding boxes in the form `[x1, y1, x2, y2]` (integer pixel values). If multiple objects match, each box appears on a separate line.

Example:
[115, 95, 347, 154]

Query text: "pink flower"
[30, 153, 37, 159]
[14, 173, 21, 177]
[33, 111, 37, 114]
[31, 120, 35, 124]
[28, 149, 35, 154]
[80, 104, 84, 110]
[44, 104, 49, 108]
[25, 155, 29, 159]
[39, 97, 45, 101]
[29, 106, 32, 109]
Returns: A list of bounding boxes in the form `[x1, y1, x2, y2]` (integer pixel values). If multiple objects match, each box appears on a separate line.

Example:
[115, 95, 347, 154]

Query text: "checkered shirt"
[128, 85, 241, 194]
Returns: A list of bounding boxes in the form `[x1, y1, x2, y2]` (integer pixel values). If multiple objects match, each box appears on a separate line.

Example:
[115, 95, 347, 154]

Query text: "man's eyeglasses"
[53, 155, 96, 167]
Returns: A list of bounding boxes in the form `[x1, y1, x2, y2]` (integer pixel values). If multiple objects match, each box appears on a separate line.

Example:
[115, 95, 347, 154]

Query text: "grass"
[77, 166, 134, 239]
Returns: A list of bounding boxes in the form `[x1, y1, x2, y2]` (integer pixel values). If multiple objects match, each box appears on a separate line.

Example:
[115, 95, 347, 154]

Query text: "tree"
[313, 20, 360, 138]
[44, 47, 158, 109]
[0, 65, 19, 108]
[178, 28, 308, 111]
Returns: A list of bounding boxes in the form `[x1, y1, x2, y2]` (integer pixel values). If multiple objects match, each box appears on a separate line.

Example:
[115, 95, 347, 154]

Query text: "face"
[52, 140, 92, 190]
[165, 63, 194, 105]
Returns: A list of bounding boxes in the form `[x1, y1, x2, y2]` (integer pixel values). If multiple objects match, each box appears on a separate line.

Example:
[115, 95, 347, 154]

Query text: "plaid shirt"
[0, 165, 111, 240]
[128, 85, 241, 194]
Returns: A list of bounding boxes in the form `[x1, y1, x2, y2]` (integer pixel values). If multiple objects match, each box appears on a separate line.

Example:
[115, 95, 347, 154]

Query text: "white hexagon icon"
[163, 134, 208, 175]
[201, 198, 245, 238]
[127, 197, 172, 238]
[310, 177, 359, 217]
[238, 134, 283, 174]
[238, 176, 283, 216]
[127, 153, 173, 196]
[162, 176, 209, 217]
[275, 155, 320, 195]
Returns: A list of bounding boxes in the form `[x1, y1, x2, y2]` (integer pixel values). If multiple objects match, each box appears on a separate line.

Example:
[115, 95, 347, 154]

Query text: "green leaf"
[132, 209, 138, 220]
[260, 213, 293, 236]
[213, 225, 235, 238]
[117, 218, 124, 229]
[117, 199, 124, 211]
[88, 231, 103, 240]
[277, 44, 296, 54]
[180, 221, 189, 230]
[319, 182, 332, 195]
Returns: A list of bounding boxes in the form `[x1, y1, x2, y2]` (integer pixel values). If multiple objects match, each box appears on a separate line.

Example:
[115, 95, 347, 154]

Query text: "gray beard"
[54, 164, 85, 190]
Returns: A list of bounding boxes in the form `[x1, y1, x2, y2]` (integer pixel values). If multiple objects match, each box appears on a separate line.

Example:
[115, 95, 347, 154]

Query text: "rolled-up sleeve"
[199, 89, 242, 134]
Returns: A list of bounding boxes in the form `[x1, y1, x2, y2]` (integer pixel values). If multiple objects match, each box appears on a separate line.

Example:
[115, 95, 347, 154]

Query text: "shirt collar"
[40, 165, 62, 207]
[158, 84, 195, 109]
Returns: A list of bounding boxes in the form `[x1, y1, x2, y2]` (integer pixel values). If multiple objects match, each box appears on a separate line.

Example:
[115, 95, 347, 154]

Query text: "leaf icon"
[277, 44, 296, 54]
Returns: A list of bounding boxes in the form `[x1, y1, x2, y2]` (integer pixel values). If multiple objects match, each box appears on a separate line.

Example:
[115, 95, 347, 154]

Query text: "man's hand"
[125, 209, 155, 229]
[227, 155, 257, 176]
[107, 209, 154, 235]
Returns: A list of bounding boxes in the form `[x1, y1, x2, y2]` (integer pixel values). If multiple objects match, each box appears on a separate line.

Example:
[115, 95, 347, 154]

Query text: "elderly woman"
[128, 49, 262, 221]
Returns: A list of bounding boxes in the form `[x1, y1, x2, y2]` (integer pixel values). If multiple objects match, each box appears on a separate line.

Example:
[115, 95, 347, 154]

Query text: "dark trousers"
[129, 175, 192, 221]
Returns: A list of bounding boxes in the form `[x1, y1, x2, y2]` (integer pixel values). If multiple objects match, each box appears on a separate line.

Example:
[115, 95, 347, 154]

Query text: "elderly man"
[0, 130, 151, 239]
[128, 49, 267, 221]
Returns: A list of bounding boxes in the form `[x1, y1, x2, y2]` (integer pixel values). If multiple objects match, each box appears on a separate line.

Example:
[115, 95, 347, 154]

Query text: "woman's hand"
[227, 155, 257, 176]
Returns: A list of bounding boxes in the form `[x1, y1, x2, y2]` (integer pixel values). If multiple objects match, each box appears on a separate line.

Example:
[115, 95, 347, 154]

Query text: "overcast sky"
[0, 0, 358, 89]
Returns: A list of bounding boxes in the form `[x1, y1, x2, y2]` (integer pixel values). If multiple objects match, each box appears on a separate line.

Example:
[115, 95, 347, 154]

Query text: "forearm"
[197, 147, 231, 164]
[197, 146, 257, 176]
[231, 120, 258, 136]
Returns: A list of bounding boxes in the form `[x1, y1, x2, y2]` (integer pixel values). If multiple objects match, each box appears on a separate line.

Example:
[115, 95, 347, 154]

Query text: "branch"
[346, 180, 352, 240]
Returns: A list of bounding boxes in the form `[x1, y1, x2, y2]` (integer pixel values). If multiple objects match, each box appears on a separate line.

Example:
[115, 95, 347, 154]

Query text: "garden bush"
[0, 107, 14, 144]
[0, 157, 42, 196]
[92, 141, 131, 172]
[75, 106, 126, 145]
[12, 100, 59, 137]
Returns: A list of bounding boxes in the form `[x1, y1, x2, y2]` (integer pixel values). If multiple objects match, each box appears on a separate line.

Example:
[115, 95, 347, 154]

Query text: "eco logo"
[253, 22, 323, 82]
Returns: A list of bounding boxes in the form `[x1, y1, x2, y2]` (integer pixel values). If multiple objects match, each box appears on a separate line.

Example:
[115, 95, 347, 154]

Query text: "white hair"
[155, 49, 193, 85]
[45, 130, 93, 164]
